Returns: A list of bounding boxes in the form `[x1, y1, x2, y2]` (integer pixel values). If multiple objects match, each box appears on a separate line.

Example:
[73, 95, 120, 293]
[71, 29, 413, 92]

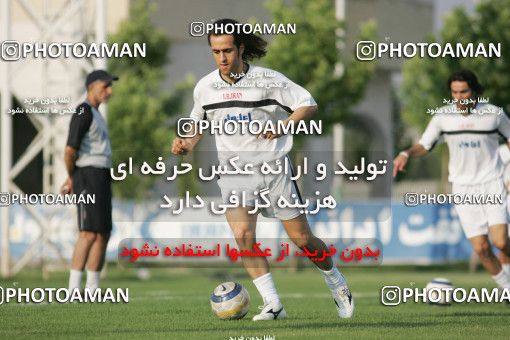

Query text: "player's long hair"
[207, 18, 267, 61]
[447, 70, 484, 95]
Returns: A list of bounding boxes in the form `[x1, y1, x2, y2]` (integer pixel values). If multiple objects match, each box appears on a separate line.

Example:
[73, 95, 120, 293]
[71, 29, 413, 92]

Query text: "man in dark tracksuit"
[62, 70, 118, 292]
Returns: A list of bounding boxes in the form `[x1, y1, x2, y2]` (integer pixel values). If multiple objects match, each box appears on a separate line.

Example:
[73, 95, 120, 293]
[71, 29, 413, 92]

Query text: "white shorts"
[217, 156, 303, 220]
[452, 177, 508, 238]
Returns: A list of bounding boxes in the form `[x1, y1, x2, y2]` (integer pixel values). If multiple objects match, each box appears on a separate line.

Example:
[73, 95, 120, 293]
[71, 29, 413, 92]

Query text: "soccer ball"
[210, 282, 251, 320]
[425, 278, 453, 306]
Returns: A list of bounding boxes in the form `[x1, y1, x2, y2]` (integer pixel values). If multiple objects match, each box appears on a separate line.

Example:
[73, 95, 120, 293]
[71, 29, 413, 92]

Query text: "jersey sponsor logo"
[223, 112, 252, 122]
[458, 140, 481, 148]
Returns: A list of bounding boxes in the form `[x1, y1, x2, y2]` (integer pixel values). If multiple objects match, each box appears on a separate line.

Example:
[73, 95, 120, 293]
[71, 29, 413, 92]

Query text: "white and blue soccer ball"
[210, 282, 251, 320]
[425, 278, 453, 306]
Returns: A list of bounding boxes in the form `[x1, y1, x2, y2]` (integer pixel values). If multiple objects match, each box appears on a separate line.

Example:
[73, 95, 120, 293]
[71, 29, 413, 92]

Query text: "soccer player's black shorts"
[73, 166, 112, 233]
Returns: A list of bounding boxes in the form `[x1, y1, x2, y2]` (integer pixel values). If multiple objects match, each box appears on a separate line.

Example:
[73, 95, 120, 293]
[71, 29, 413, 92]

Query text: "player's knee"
[291, 232, 313, 248]
[473, 240, 492, 258]
[233, 227, 255, 243]
[492, 238, 509, 251]
[80, 231, 97, 243]
[97, 232, 110, 243]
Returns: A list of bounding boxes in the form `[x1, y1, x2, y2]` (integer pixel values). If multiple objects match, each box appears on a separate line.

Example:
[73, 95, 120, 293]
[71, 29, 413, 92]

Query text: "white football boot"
[252, 300, 287, 321]
[332, 285, 354, 318]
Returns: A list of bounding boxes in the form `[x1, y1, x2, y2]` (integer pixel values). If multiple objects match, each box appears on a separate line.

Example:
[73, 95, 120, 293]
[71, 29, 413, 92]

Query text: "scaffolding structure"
[1, 0, 107, 278]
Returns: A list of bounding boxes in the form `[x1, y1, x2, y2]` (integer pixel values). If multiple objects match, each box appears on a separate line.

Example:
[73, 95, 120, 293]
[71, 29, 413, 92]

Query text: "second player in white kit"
[394, 70, 510, 290]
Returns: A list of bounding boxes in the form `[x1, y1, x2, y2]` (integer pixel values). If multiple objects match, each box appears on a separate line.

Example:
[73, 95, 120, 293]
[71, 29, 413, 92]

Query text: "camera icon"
[356, 41, 376, 61]
[0, 193, 10, 206]
[381, 286, 401, 306]
[190, 22, 205, 37]
[177, 118, 198, 138]
[404, 193, 419, 207]
[1, 41, 21, 61]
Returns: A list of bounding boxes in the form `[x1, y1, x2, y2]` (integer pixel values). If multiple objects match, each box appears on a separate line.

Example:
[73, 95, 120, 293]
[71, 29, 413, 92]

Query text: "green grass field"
[1, 265, 509, 339]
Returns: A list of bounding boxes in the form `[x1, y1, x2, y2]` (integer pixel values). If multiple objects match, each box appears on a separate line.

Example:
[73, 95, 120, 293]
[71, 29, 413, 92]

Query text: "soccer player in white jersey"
[171, 18, 353, 320]
[497, 144, 510, 274]
[393, 70, 510, 289]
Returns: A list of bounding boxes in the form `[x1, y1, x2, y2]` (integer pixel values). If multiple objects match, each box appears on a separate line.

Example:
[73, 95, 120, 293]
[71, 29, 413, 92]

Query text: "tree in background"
[107, 0, 193, 200]
[401, 0, 510, 183]
[262, 0, 377, 200]
[264, 0, 377, 131]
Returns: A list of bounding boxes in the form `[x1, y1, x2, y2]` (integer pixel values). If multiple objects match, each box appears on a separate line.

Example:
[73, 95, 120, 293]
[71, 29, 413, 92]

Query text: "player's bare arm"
[258, 105, 318, 140]
[285, 105, 317, 126]
[392, 143, 428, 177]
[61, 146, 77, 194]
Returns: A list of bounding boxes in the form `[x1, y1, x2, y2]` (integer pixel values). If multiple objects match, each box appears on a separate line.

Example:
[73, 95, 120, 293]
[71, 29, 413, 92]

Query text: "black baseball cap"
[85, 70, 119, 88]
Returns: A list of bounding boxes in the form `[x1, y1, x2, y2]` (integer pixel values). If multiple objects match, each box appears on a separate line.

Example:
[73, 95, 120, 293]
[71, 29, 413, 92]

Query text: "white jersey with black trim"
[498, 144, 510, 191]
[418, 103, 510, 185]
[189, 64, 316, 165]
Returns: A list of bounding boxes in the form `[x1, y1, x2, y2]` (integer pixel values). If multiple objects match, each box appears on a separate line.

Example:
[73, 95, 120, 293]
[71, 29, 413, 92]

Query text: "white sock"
[502, 264, 510, 276]
[85, 270, 101, 291]
[319, 266, 347, 291]
[253, 273, 281, 305]
[68, 269, 83, 292]
[492, 270, 510, 289]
